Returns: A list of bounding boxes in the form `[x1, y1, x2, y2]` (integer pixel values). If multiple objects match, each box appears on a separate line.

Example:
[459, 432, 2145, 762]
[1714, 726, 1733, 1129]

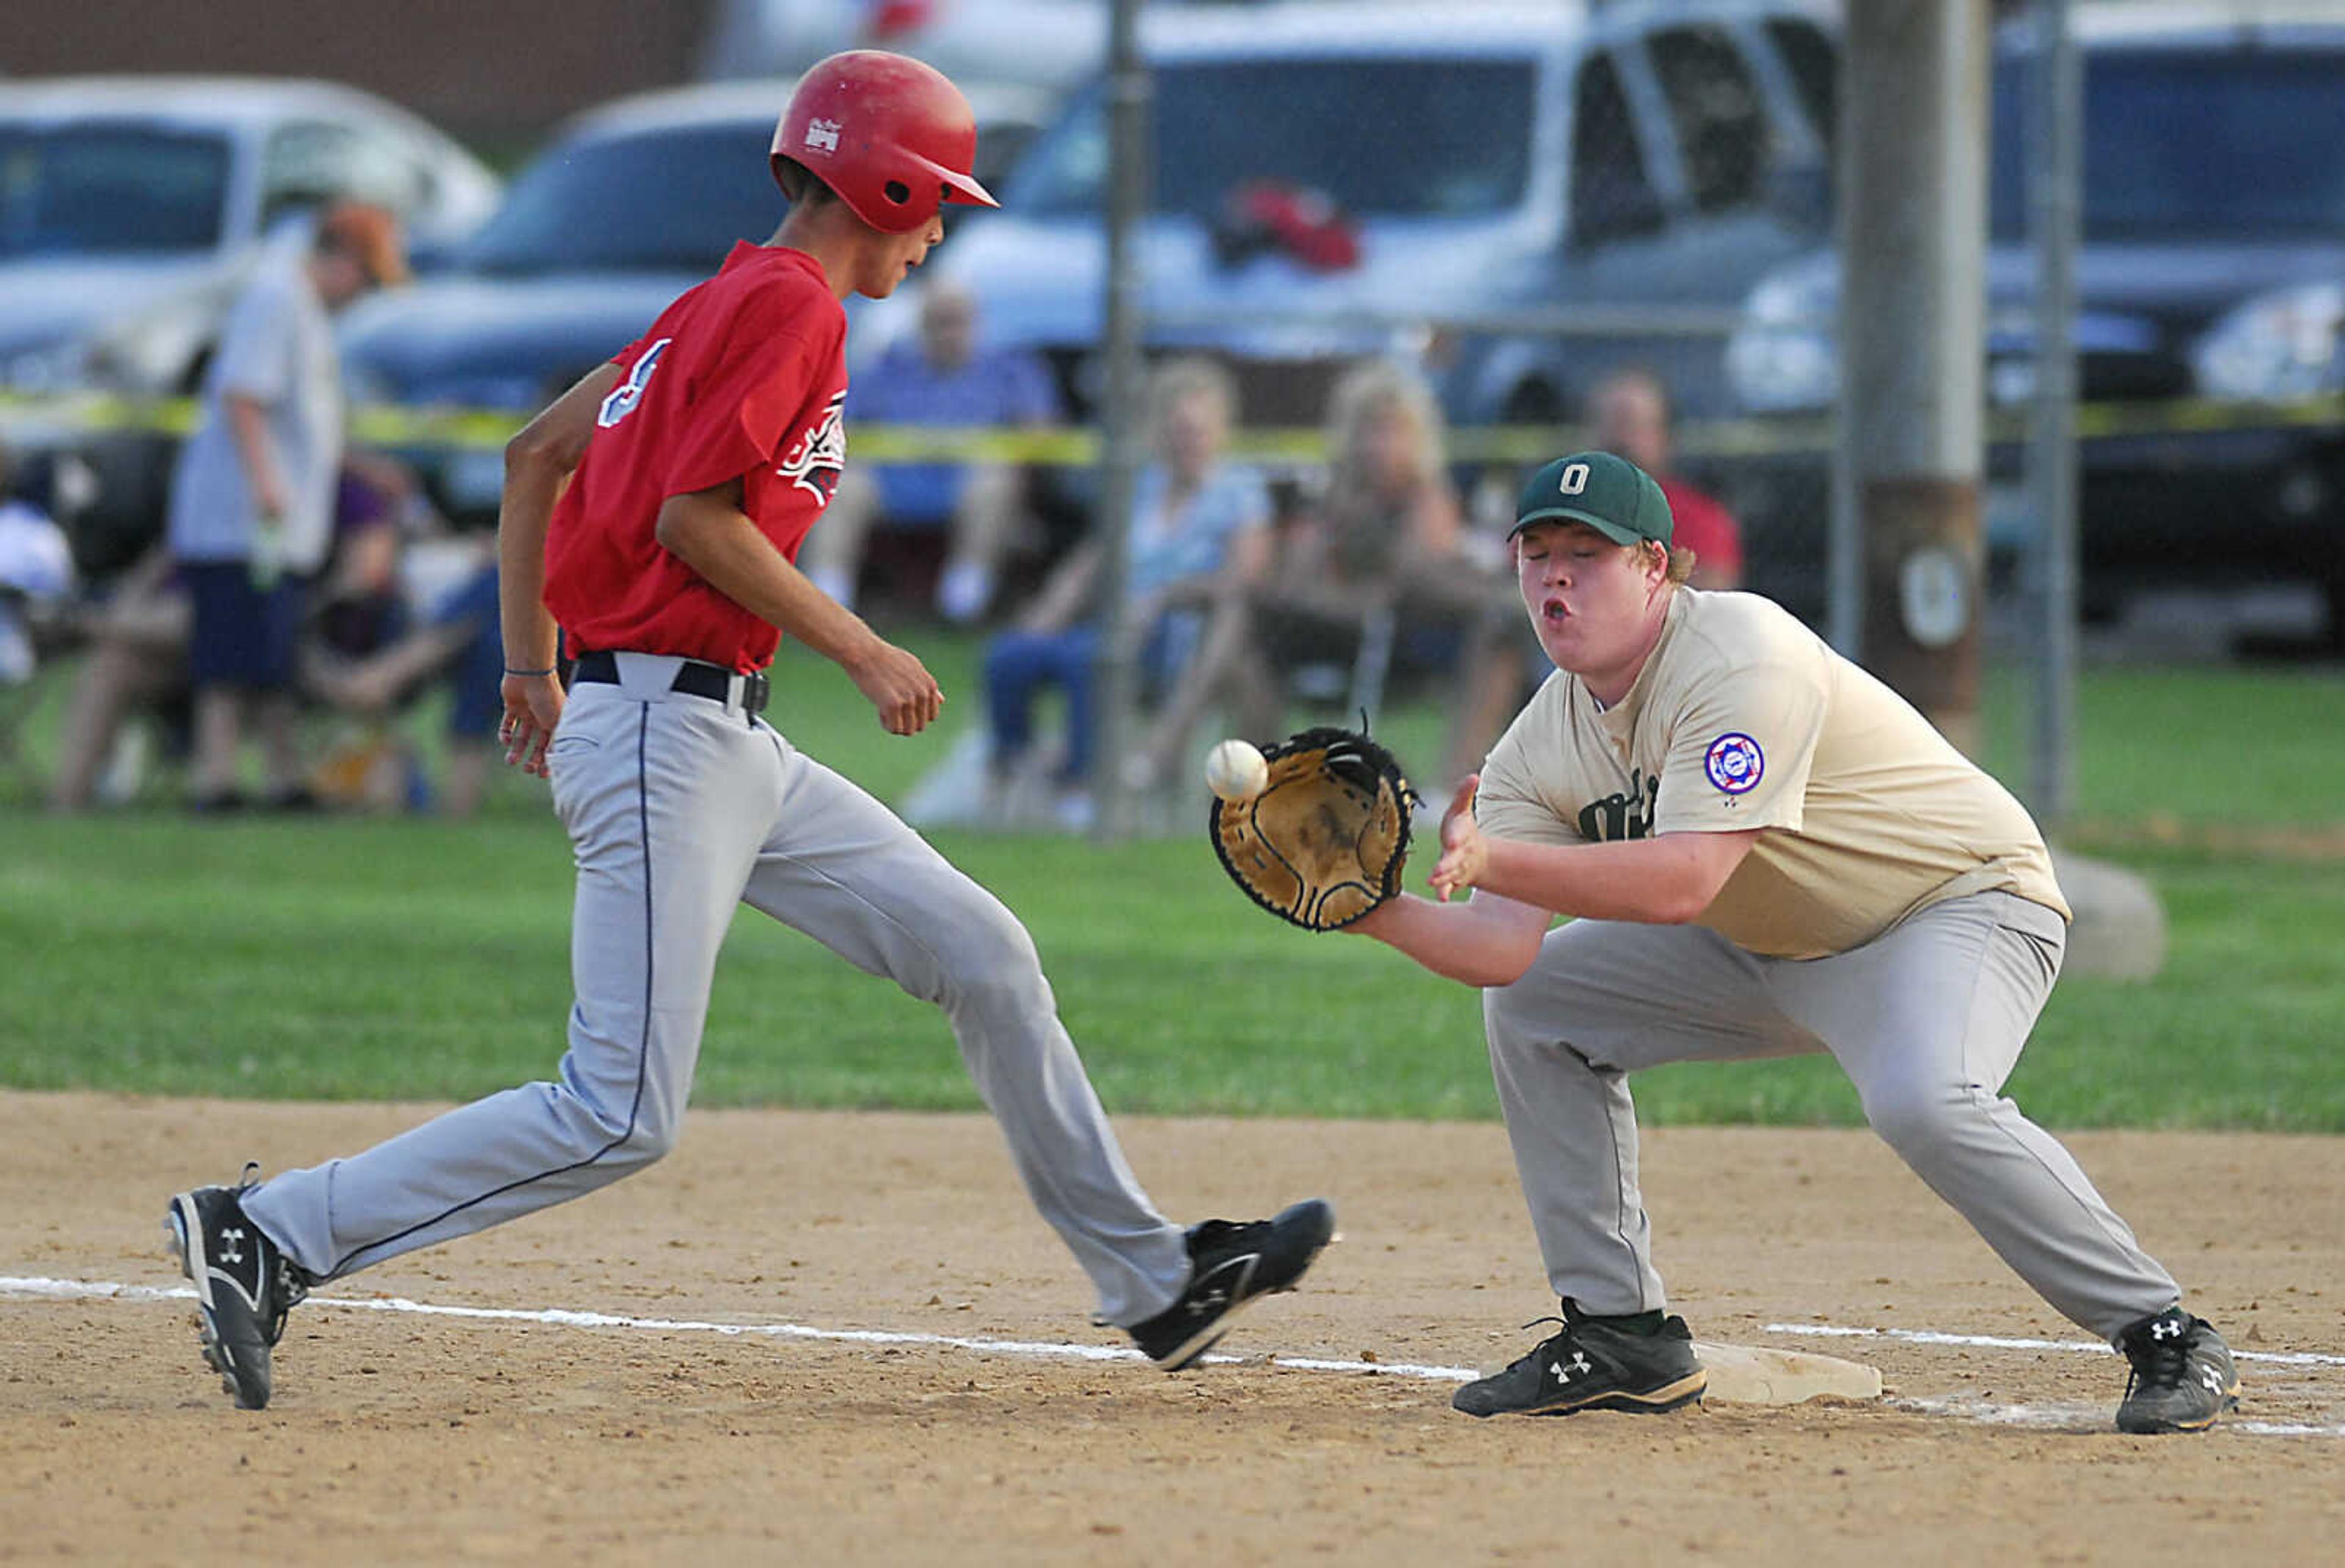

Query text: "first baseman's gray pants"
[1482, 890, 2180, 1343]
[247, 656, 1191, 1327]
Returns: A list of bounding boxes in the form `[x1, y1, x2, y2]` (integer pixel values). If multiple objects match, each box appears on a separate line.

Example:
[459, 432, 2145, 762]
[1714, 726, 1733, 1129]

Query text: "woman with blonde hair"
[1288, 360, 1465, 595]
[981, 355, 1274, 825]
[1223, 358, 1503, 743]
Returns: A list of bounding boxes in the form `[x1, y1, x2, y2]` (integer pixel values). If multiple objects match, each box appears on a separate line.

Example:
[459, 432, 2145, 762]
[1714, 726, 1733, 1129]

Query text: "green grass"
[1978, 662, 2345, 830]
[2, 633, 2341, 1128]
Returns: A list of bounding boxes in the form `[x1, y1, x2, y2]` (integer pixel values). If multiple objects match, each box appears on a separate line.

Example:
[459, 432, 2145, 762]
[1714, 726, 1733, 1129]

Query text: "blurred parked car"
[336, 76, 1056, 528]
[853, 1, 1838, 435]
[1725, 4, 2345, 630]
[0, 76, 503, 576]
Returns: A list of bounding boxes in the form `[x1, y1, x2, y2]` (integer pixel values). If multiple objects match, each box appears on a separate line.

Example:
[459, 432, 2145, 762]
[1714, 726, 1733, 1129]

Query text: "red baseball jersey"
[545, 242, 847, 673]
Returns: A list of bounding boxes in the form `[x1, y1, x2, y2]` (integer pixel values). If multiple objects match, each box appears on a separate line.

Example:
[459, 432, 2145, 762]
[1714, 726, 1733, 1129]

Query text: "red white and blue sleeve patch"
[1703, 731, 1765, 794]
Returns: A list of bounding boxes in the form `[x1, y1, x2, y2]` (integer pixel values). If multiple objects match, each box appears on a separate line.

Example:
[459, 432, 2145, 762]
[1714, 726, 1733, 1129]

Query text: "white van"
[856, 0, 1838, 431]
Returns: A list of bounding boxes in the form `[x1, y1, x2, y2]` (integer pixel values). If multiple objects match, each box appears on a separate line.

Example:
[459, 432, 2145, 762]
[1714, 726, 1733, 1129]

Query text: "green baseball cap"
[1508, 451, 1674, 546]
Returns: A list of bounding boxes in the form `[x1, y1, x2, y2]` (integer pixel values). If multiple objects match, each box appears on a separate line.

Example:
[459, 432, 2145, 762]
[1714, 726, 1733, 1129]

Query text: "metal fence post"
[2026, 0, 2082, 828]
[1092, 0, 1150, 842]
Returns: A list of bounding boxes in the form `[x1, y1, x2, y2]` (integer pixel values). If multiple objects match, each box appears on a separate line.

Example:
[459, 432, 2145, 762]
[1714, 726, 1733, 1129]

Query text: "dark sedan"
[1723, 7, 2345, 629]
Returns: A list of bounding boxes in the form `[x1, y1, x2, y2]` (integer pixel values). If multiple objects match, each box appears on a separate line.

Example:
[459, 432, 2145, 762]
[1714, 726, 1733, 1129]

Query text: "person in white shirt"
[164, 200, 407, 810]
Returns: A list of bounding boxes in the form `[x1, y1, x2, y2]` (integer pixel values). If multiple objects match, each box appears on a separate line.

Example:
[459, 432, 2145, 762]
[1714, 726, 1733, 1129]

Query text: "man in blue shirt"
[801, 281, 1061, 622]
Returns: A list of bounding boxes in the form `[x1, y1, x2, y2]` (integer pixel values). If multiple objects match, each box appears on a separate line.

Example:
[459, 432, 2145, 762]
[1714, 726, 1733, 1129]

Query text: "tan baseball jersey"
[1475, 588, 2068, 959]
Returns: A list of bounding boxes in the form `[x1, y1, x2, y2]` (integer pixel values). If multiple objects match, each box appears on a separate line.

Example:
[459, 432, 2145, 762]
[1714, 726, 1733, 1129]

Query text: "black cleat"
[164, 1165, 309, 1410]
[1454, 1300, 1708, 1418]
[2115, 1307, 2239, 1434]
[1129, 1199, 1336, 1370]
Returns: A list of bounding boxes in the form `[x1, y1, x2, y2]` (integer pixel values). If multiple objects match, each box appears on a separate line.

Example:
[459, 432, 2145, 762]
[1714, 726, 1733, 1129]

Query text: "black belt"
[572, 650, 769, 717]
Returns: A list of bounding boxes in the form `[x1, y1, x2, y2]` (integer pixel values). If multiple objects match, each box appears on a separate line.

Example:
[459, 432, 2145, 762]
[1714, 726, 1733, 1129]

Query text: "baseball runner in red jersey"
[1355, 452, 2236, 1436]
[164, 52, 1332, 1411]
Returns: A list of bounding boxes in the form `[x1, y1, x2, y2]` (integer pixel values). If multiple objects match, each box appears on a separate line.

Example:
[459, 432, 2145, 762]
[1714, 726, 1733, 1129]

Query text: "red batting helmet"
[771, 50, 998, 234]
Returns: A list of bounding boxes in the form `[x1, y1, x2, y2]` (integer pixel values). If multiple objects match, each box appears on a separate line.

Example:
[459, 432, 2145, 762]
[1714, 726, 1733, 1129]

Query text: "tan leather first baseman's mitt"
[1210, 727, 1418, 931]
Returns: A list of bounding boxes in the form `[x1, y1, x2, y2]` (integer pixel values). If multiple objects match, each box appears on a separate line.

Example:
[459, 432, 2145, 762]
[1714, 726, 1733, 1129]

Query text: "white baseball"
[1204, 738, 1269, 802]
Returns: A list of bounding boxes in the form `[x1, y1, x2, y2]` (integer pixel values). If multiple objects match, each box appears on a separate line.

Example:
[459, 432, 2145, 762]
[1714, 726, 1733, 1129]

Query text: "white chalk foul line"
[0, 1276, 1478, 1382]
[1764, 1320, 2345, 1369]
[1769, 1321, 2345, 1438]
[10, 1275, 2339, 1437]
[1893, 1393, 2345, 1439]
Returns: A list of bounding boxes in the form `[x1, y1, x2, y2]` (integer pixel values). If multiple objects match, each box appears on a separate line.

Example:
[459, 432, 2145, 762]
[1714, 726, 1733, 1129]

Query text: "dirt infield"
[2, 1091, 2339, 1566]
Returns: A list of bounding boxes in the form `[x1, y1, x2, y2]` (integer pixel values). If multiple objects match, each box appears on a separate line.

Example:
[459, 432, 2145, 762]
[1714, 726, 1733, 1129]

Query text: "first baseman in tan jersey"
[1353, 451, 2238, 1434]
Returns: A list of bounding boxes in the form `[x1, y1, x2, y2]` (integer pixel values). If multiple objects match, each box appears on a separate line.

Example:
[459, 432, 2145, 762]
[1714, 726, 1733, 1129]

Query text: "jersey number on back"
[597, 338, 672, 428]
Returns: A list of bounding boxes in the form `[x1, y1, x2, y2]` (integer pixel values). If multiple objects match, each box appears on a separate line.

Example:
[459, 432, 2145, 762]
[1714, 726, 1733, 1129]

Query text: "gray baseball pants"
[1482, 889, 2180, 1342]
[247, 654, 1191, 1327]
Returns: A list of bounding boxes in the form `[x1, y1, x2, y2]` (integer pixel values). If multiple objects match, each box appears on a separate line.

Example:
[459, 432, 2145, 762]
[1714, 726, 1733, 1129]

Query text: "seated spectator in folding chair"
[48, 463, 423, 811]
[302, 536, 505, 816]
[980, 357, 1271, 830]
[45, 545, 189, 810]
[1218, 359, 1503, 744]
[801, 280, 1062, 623]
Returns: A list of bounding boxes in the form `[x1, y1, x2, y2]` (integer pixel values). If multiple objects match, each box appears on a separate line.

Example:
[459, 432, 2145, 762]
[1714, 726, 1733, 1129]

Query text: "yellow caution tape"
[4, 388, 2338, 468]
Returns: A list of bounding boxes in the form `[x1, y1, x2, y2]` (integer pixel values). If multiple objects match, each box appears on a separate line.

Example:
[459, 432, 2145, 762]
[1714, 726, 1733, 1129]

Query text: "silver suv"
[855, 0, 1838, 430]
[0, 76, 503, 576]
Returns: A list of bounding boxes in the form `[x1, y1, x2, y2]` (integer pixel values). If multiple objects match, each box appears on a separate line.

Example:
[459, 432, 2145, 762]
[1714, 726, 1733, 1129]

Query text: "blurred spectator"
[802, 280, 1061, 622]
[0, 440, 77, 688]
[981, 357, 1271, 829]
[165, 198, 408, 812]
[1216, 359, 1503, 744]
[44, 546, 189, 810]
[302, 534, 504, 816]
[48, 465, 424, 811]
[1588, 365, 1743, 590]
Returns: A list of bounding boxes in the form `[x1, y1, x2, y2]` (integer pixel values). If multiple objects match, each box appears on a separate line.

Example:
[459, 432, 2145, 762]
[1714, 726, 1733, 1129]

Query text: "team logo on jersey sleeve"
[778, 391, 847, 504]
[1703, 732, 1764, 794]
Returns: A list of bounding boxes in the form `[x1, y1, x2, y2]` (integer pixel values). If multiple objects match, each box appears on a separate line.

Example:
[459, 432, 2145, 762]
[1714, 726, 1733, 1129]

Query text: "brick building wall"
[7, 1, 719, 148]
